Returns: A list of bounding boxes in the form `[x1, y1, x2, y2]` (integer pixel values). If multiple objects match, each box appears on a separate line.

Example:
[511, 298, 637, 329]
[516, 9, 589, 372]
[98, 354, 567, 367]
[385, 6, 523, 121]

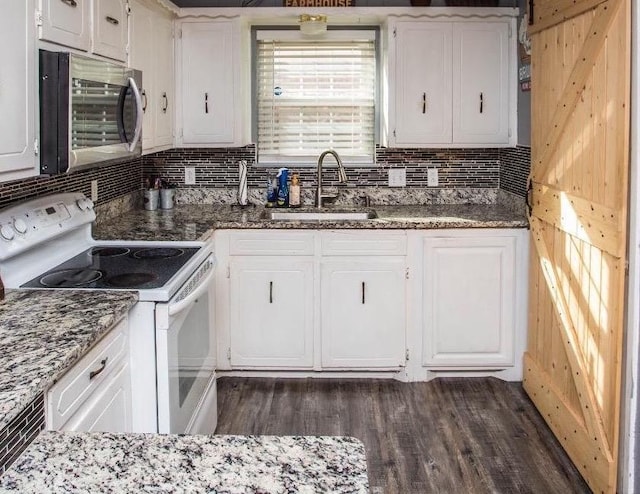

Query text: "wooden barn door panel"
[524, 1, 630, 493]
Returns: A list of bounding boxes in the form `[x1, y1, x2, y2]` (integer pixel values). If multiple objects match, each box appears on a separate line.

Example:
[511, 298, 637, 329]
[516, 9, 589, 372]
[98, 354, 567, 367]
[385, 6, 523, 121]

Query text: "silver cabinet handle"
[89, 358, 108, 380]
[162, 92, 168, 113]
[205, 92, 209, 114]
[106, 16, 119, 25]
[60, 0, 78, 7]
[480, 92, 484, 114]
[141, 89, 147, 113]
[422, 92, 426, 114]
[269, 281, 273, 303]
[361, 281, 365, 304]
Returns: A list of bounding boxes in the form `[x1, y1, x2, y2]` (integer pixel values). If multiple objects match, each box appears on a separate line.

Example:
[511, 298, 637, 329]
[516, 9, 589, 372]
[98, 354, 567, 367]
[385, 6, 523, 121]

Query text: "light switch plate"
[91, 180, 98, 202]
[388, 168, 406, 187]
[184, 167, 196, 185]
[427, 168, 439, 187]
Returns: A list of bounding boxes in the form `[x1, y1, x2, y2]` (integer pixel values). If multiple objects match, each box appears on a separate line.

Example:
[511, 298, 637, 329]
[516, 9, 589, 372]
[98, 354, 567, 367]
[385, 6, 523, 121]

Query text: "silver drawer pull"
[61, 0, 78, 7]
[105, 16, 119, 25]
[89, 357, 108, 380]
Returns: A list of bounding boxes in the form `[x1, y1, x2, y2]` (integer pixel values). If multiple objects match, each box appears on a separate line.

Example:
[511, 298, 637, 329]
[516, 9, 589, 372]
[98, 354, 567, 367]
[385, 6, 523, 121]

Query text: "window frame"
[251, 25, 381, 167]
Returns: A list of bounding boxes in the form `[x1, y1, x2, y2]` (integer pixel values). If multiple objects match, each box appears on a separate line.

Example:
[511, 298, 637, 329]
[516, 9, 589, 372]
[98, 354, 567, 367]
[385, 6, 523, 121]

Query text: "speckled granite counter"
[0, 290, 138, 430]
[0, 432, 369, 493]
[93, 204, 528, 242]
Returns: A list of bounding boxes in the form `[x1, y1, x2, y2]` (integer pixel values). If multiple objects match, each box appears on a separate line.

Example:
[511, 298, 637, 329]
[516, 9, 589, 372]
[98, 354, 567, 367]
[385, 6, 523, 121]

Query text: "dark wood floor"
[215, 377, 591, 494]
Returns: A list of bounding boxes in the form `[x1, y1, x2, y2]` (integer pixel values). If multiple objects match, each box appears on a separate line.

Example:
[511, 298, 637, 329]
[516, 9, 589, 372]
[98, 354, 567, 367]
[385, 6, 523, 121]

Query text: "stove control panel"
[0, 193, 96, 261]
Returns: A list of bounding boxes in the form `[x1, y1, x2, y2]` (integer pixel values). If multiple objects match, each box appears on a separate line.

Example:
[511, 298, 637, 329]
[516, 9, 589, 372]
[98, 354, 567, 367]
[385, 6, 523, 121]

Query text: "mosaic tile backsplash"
[0, 394, 44, 474]
[142, 145, 503, 189]
[0, 145, 530, 211]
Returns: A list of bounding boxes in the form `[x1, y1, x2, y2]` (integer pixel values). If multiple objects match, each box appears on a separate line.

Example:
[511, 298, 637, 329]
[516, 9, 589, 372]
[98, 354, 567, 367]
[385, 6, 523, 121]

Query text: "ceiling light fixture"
[299, 14, 328, 36]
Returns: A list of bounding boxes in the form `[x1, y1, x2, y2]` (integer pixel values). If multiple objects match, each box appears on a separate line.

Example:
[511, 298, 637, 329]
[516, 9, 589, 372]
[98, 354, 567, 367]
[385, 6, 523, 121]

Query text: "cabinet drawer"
[321, 232, 407, 256]
[229, 232, 315, 256]
[47, 317, 128, 430]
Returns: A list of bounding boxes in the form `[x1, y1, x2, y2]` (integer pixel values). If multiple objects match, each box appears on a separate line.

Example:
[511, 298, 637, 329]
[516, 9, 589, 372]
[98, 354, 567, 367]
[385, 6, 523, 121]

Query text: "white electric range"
[0, 193, 218, 434]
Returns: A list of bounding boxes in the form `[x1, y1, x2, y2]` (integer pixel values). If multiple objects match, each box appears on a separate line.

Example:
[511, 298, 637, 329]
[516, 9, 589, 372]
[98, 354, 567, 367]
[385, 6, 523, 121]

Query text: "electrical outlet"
[388, 168, 406, 187]
[184, 167, 196, 185]
[91, 180, 98, 202]
[427, 168, 439, 187]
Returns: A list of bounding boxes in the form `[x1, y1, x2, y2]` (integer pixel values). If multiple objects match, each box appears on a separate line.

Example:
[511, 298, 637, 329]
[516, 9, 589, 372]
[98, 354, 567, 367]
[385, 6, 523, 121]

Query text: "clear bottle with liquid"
[289, 173, 301, 208]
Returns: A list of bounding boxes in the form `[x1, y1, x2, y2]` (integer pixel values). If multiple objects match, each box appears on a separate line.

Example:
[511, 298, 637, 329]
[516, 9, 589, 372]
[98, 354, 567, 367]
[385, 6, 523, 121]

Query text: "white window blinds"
[256, 30, 376, 165]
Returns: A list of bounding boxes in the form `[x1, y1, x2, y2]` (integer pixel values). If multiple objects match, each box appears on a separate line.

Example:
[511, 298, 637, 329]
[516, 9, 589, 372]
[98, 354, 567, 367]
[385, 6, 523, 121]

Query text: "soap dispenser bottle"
[289, 173, 301, 208]
[276, 168, 289, 207]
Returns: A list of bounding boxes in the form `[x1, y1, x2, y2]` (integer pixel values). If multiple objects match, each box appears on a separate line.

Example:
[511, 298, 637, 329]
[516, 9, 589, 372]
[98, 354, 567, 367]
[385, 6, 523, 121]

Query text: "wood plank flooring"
[216, 377, 591, 493]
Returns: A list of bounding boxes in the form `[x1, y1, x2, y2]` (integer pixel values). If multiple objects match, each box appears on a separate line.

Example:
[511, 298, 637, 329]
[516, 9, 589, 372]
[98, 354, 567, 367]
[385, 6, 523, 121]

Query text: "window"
[254, 29, 377, 166]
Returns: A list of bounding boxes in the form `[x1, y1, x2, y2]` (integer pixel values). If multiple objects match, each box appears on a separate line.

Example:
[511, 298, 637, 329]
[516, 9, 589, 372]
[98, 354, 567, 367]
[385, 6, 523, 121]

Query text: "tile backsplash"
[142, 145, 502, 189]
[0, 144, 530, 212]
[0, 157, 143, 211]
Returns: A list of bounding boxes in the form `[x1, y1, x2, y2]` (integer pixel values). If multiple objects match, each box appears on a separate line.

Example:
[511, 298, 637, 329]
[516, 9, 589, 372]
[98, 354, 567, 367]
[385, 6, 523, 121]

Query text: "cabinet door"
[392, 22, 452, 146]
[129, 0, 155, 151]
[39, 0, 91, 51]
[154, 14, 174, 148]
[0, 0, 37, 182]
[63, 362, 132, 433]
[452, 22, 510, 144]
[92, 0, 128, 61]
[180, 22, 235, 144]
[229, 258, 314, 368]
[321, 258, 406, 368]
[422, 236, 515, 367]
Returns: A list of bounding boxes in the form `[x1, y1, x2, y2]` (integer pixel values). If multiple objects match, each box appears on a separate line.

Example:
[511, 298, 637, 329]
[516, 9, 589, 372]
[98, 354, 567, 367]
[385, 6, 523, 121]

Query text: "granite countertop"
[93, 204, 528, 242]
[0, 290, 138, 430]
[0, 432, 369, 493]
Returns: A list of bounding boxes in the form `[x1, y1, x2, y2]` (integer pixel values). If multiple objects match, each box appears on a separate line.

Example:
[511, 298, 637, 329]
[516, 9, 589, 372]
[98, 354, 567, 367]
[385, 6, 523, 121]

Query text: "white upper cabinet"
[391, 22, 452, 146]
[453, 22, 510, 144]
[154, 15, 174, 148]
[129, 0, 174, 153]
[389, 17, 516, 147]
[178, 21, 237, 146]
[38, 0, 129, 62]
[92, 0, 128, 61]
[39, 0, 91, 51]
[0, 0, 38, 182]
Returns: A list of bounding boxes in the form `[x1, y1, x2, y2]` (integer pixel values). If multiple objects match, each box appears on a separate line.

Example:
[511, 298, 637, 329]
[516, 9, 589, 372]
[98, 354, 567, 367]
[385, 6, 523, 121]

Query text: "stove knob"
[0, 225, 15, 241]
[85, 199, 95, 210]
[76, 199, 87, 211]
[13, 218, 27, 234]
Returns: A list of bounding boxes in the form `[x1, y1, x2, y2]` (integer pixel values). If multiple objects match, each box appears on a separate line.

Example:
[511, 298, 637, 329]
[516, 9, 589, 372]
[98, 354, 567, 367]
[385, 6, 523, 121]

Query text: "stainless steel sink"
[263, 210, 377, 221]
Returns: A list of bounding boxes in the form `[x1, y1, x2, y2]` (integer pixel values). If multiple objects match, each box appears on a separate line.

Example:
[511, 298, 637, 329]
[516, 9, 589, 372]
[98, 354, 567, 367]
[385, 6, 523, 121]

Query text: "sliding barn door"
[524, 0, 630, 492]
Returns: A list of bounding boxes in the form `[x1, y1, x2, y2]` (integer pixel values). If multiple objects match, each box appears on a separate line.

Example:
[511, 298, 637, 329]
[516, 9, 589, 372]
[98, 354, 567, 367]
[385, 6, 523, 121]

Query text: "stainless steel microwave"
[39, 50, 143, 174]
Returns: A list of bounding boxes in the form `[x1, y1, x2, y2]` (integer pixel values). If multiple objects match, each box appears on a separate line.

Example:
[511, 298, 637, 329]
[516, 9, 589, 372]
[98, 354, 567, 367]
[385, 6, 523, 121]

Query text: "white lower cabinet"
[229, 257, 314, 368]
[63, 362, 131, 432]
[46, 317, 132, 432]
[422, 234, 516, 368]
[321, 258, 406, 368]
[216, 228, 527, 379]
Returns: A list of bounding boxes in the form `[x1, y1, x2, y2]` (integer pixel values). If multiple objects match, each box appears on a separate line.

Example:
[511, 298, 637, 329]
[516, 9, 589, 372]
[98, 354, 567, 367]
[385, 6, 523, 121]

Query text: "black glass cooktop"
[22, 246, 199, 290]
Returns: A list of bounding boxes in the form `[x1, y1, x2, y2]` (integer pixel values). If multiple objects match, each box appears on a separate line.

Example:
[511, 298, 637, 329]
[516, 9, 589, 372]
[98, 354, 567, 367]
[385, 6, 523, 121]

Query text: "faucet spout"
[316, 150, 348, 208]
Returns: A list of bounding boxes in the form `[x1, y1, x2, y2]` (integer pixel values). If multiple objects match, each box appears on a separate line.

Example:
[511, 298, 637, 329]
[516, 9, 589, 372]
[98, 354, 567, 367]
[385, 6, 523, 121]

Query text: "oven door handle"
[127, 77, 144, 152]
[168, 268, 215, 317]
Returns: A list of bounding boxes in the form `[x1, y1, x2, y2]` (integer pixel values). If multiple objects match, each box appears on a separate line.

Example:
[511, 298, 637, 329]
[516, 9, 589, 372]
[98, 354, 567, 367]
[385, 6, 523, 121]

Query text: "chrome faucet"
[316, 150, 348, 208]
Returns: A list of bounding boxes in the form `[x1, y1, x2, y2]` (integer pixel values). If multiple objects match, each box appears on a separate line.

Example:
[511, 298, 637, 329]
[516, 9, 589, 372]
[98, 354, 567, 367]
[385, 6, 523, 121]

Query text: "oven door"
[155, 256, 217, 434]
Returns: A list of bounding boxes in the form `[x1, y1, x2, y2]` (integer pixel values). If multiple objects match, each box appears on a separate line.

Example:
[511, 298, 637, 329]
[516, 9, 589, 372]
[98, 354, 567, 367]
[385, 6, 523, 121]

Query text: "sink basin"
[263, 210, 377, 221]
